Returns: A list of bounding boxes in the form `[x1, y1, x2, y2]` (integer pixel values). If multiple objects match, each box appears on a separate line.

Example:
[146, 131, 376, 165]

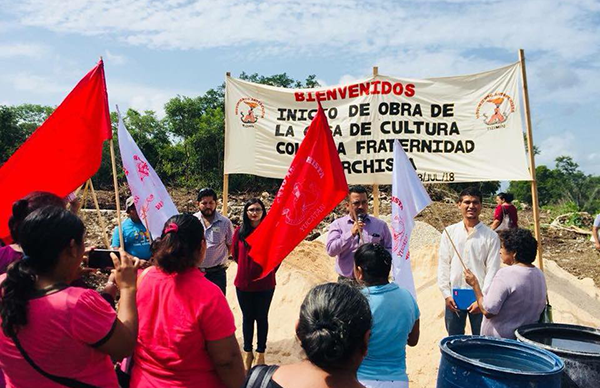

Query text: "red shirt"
[494, 204, 518, 228]
[131, 267, 236, 388]
[233, 227, 276, 292]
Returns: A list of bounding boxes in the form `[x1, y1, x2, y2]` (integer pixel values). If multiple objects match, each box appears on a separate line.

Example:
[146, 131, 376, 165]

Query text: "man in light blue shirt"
[194, 188, 233, 295]
[111, 196, 151, 260]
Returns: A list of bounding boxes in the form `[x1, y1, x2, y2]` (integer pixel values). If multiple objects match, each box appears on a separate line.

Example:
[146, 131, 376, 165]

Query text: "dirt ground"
[79, 188, 600, 387]
[84, 187, 600, 286]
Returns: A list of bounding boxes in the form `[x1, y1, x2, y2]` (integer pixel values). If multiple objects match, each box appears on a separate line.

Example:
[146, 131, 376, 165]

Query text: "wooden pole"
[89, 179, 111, 248]
[372, 66, 381, 217]
[372, 185, 380, 217]
[80, 180, 90, 210]
[222, 71, 231, 216]
[109, 138, 124, 249]
[519, 49, 544, 272]
[429, 207, 469, 271]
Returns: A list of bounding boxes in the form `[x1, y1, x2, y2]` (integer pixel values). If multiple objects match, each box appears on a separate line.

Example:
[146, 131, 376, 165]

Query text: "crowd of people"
[0, 185, 548, 387]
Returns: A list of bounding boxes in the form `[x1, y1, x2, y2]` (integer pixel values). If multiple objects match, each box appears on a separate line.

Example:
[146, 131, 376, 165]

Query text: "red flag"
[246, 103, 348, 278]
[0, 60, 111, 242]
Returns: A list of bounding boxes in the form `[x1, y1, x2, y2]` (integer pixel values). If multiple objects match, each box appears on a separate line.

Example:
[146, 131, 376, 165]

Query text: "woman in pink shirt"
[0, 206, 141, 387]
[0, 191, 66, 274]
[233, 199, 276, 369]
[131, 213, 245, 388]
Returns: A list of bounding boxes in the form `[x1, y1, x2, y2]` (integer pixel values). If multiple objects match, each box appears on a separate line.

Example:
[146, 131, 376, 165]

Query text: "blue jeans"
[445, 307, 482, 335]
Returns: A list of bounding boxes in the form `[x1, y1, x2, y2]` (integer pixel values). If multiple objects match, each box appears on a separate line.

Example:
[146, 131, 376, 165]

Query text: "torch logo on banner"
[475, 92, 515, 129]
[134, 154, 150, 182]
[235, 97, 265, 127]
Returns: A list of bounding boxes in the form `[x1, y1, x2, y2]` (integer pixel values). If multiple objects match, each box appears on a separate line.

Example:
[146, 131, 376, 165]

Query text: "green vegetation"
[509, 156, 600, 216]
[1, 74, 598, 216]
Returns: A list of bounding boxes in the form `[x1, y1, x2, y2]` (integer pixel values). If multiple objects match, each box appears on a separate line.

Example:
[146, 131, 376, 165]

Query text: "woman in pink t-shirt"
[0, 191, 67, 275]
[0, 206, 141, 387]
[131, 213, 245, 388]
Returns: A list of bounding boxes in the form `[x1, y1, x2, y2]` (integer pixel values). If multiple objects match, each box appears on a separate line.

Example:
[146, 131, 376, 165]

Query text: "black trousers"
[204, 267, 227, 295]
[236, 288, 275, 353]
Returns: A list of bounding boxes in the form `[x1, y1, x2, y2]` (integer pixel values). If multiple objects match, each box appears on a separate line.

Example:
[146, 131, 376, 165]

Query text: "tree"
[0, 104, 55, 166]
[447, 181, 501, 201]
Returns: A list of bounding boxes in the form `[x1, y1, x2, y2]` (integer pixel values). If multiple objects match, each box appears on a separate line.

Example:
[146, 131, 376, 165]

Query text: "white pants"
[359, 380, 409, 388]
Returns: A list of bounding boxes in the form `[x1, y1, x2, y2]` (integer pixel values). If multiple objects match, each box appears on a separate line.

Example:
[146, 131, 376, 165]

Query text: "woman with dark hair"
[491, 192, 518, 231]
[0, 206, 140, 387]
[354, 243, 420, 388]
[233, 198, 276, 369]
[0, 191, 66, 274]
[131, 213, 245, 388]
[242, 282, 372, 388]
[465, 228, 546, 339]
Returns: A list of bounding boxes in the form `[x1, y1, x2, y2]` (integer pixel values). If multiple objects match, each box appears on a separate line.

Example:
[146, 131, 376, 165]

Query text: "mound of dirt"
[223, 221, 600, 387]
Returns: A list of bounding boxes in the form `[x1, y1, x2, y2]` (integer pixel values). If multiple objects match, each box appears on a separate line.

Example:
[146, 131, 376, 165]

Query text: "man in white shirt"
[437, 187, 500, 335]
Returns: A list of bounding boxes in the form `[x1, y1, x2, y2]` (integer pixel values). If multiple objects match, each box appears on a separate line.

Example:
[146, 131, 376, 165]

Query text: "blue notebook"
[453, 288, 476, 310]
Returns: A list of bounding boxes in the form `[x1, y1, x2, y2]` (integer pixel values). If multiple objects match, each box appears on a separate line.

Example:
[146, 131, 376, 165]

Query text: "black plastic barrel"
[437, 335, 564, 388]
[516, 323, 600, 388]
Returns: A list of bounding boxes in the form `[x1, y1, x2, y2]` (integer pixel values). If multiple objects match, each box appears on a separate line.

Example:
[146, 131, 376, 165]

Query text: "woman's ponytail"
[1, 259, 37, 336]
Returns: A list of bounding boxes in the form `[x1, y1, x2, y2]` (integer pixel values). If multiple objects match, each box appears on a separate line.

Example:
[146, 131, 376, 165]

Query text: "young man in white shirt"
[437, 187, 500, 335]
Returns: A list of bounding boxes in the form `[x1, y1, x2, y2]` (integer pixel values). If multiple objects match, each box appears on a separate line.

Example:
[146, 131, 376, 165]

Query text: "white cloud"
[0, 43, 50, 58]
[104, 50, 127, 65]
[537, 133, 575, 167]
[106, 79, 197, 118]
[8, 0, 598, 63]
[9, 72, 68, 94]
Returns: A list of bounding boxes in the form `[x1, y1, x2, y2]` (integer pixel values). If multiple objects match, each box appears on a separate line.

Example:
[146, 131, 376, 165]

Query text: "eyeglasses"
[247, 208, 263, 213]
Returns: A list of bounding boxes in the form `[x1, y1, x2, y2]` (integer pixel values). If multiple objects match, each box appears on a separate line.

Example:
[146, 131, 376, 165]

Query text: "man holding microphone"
[326, 185, 393, 282]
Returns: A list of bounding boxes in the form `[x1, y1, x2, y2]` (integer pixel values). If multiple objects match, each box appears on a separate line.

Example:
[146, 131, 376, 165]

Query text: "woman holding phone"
[0, 206, 140, 387]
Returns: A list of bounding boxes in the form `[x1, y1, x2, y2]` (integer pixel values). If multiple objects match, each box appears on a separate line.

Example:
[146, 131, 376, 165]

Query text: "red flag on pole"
[0, 60, 111, 242]
[246, 103, 348, 278]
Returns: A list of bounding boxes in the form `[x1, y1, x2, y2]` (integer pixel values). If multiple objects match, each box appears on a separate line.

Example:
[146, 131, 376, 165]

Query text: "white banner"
[225, 63, 531, 184]
[117, 108, 179, 239]
[392, 139, 432, 299]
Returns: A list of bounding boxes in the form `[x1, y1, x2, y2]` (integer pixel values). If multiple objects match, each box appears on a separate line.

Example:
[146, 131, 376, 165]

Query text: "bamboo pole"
[429, 207, 469, 271]
[519, 49, 544, 272]
[109, 137, 124, 249]
[80, 180, 90, 210]
[88, 179, 111, 248]
[372, 66, 381, 217]
[222, 71, 231, 216]
[372, 185, 380, 217]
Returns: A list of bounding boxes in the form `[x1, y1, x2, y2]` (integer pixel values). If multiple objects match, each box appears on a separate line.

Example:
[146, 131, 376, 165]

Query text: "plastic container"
[516, 323, 600, 388]
[437, 335, 564, 388]
[452, 288, 476, 310]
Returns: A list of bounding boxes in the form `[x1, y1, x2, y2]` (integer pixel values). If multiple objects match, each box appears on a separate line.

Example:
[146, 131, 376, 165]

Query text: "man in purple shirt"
[326, 185, 393, 281]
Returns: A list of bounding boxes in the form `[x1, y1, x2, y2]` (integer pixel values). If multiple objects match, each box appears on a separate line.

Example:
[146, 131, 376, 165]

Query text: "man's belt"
[202, 264, 227, 274]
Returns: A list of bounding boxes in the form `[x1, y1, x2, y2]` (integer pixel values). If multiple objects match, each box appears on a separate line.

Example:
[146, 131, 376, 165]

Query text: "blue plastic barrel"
[516, 323, 600, 388]
[437, 335, 564, 388]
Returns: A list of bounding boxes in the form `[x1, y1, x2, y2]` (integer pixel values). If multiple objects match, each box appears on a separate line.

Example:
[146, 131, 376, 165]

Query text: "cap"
[125, 196, 135, 210]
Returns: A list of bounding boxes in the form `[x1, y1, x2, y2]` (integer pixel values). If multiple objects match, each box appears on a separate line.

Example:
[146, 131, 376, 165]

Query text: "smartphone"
[88, 249, 120, 269]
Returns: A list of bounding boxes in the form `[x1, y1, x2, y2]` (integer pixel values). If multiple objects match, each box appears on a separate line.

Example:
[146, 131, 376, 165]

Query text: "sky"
[1, 0, 599, 175]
